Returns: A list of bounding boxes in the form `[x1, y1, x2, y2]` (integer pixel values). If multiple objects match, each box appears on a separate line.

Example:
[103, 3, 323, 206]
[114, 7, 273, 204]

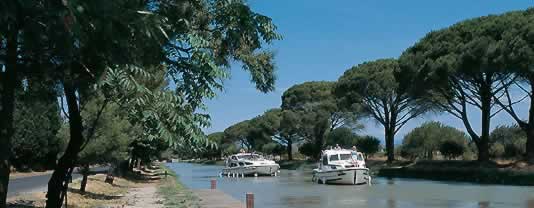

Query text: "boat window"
[237, 154, 262, 160]
[329, 154, 339, 161]
[357, 153, 364, 161]
[230, 163, 238, 167]
[238, 162, 245, 166]
[322, 155, 328, 165]
[231, 156, 237, 160]
[339, 154, 351, 160]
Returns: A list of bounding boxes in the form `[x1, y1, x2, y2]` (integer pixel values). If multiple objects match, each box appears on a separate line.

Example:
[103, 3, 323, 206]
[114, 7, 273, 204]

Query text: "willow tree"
[335, 59, 428, 162]
[399, 11, 519, 162]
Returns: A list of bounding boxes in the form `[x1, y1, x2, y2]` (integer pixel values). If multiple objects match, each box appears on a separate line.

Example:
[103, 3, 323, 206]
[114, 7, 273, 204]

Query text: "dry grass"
[8, 174, 147, 208]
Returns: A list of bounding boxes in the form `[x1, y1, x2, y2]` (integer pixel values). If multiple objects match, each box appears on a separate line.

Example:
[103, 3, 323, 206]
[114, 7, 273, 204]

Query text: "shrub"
[356, 136, 380, 158]
[489, 143, 505, 158]
[439, 141, 465, 160]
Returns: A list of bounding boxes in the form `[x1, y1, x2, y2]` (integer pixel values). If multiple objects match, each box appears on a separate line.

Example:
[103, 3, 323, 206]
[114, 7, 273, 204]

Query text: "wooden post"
[210, 179, 217, 189]
[246, 193, 254, 208]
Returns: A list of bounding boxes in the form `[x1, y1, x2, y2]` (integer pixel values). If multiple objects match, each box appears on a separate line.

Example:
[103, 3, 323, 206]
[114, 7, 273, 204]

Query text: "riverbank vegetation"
[0, 0, 281, 207]
[158, 166, 200, 208]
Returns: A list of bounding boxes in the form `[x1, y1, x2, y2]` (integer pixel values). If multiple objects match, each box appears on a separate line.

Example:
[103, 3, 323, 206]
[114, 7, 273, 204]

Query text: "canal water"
[167, 163, 534, 208]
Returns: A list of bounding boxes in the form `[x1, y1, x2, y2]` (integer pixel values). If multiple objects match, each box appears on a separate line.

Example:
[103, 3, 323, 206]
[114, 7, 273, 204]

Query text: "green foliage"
[490, 143, 505, 158]
[298, 142, 322, 159]
[440, 141, 465, 159]
[335, 59, 429, 161]
[261, 142, 284, 156]
[490, 125, 526, 158]
[282, 81, 357, 159]
[356, 136, 381, 157]
[401, 121, 468, 160]
[11, 79, 62, 170]
[397, 9, 534, 161]
[325, 127, 359, 148]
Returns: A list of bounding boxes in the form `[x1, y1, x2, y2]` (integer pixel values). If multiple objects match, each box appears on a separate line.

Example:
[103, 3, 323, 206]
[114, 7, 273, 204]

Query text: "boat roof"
[322, 149, 356, 155]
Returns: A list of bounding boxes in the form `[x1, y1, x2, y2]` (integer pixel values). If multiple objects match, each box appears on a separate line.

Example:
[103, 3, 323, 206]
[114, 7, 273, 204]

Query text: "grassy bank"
[374, 160, 534, 186]
[158, 165, 200, 208]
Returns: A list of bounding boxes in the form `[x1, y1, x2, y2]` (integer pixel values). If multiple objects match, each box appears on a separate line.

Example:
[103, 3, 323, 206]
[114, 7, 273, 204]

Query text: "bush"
[490, 143, 505, 158]
[401, 121, 468, 160]
[356, 136, 380, 158]
[439, 141, 465, 159]
[298, 142, 322, 160]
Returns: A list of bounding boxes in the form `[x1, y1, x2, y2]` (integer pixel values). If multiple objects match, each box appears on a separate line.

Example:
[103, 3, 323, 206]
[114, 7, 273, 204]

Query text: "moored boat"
[221, 152, 280, 177]
[312, 148, 371, 185]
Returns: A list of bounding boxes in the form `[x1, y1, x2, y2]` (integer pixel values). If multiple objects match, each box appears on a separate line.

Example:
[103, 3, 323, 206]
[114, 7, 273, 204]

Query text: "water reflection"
[168, 163, 534, 208]
[478, 201, 490, 208]
[387, 199, 396, 208]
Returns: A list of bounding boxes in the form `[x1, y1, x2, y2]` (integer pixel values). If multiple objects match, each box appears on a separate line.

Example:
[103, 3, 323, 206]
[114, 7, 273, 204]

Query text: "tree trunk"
[80, 174, 88, 193]
[0, 25, 18, 208]
[385, 127, 395, 163]
[478, 79, 492, 162]
[525, 82, 534, 164]
[287, 139, 293, 161]
[46, 80, 85, 208]
[79, 164, 89, 193]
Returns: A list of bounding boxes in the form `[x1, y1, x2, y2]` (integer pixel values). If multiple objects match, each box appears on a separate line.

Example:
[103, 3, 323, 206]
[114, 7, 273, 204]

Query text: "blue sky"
[204, 1, 534, 144]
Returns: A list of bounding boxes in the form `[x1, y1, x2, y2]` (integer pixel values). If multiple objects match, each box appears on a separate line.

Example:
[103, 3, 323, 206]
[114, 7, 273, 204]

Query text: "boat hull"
[222, 164, 280, 176]
[312, 168, 370, 185]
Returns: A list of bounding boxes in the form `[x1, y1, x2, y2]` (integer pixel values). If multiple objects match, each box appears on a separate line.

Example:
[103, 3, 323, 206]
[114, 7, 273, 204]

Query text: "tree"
[282, 81, 353, 159]
[356, 136, 381, 158]
[325, 127, 359, 148]
[490, 125, 526, 158]
[440, 141, 465, 160]
[0, 0, 280, 207]
[11, 79, 62, 171]
[74, 99, 134, 193]
[401, 121, 468, 160]
[335, 59, 429, 162]
[224, 120, 254, 150]
[398, 11, 522, 162]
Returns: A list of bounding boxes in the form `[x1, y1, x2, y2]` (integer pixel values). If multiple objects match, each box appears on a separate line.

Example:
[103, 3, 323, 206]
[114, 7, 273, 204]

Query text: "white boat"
[312, 149, 371, 185]
[221, 153, 280, 177]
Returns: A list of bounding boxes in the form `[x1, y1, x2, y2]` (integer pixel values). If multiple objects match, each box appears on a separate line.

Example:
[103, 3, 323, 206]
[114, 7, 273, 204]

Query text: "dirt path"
[124, 184, 163, 208]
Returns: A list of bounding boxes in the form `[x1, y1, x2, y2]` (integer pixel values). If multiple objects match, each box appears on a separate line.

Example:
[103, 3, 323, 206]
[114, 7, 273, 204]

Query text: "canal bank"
[369, 160, 534, 186]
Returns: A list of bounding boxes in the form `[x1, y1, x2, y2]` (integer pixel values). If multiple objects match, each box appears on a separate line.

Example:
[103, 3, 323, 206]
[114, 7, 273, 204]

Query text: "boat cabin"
[319, 149, 366, 170]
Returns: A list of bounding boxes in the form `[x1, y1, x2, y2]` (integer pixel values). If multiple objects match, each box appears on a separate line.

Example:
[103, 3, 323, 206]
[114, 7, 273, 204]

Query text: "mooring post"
[210, 179, 217, 189]
[246, 193, 254, 208]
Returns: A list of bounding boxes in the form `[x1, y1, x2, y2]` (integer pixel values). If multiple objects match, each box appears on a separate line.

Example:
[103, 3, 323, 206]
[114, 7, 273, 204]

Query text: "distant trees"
[335, 59, 429, 162]
[282, 81, 356, 159]
[490, 125, 526, 159]
[440, 141, 465, 160]
[398, 9, 534, 162]
[357, 136, 381, 158]
[400, 122, 468, 160]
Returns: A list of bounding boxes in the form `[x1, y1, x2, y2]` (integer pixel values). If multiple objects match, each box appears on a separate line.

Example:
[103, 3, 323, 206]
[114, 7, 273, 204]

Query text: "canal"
[167, 163, 534, 208]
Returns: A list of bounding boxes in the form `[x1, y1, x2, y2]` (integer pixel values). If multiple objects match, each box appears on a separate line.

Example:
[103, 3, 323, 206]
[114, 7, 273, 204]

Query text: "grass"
[157, 165, 200, 208]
